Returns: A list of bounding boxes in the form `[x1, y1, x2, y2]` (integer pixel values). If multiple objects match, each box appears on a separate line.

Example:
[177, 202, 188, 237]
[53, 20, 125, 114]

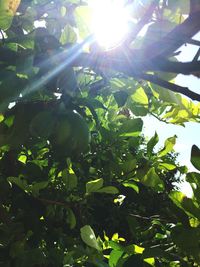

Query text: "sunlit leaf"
[158, 163, 176, 170]
[74, 6, 92, 39]
[60, 24, 77, 45]
[131, 87, 148, 105]
[147, 132, 159, 155]
[158, 136, 176, 157]
[123, 181, 139, 193]
[86, 178, 103, 194]
[62, 169, 78, 190]
[96, 186, 119, 194]
[119, 118, 143, 137]
[109, 249, 124, 267]
[141, 167, 164, 191]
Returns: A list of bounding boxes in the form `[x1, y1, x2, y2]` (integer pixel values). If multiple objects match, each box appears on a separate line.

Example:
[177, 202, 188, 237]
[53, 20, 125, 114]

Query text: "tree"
[0, 0, 200, 266]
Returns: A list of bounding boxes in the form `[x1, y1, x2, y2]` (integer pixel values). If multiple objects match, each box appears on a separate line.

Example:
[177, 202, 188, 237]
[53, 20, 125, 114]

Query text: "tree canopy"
[1, 0, 200, 266]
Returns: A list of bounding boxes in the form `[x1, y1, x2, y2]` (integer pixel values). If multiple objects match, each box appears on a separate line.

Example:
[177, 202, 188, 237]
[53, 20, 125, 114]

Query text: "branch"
[138, 73, 200, 101]
[77, 52, 200, 77]
[148, 59, 200, 74]
[72, 53, 200, 101]
[188, 38, 200, 46]
[142, 11, 200, 60]
[125, 1, 157, 44]
[193, 48, 200, 61]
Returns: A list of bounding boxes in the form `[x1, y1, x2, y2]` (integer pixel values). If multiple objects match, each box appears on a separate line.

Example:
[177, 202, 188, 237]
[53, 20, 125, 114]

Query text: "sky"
[143, 33, 200, 197]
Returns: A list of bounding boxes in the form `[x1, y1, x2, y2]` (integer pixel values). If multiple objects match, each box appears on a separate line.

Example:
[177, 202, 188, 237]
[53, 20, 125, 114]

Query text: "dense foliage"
[1, 0, 200, 266]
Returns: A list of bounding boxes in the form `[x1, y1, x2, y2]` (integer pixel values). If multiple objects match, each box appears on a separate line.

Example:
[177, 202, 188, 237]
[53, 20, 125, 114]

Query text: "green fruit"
[53, 110, 90, 156]
[0, 0, 21, 30]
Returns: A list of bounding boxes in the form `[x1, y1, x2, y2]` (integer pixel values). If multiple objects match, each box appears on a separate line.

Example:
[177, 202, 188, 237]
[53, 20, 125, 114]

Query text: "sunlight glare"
[89, 0, 129, 50]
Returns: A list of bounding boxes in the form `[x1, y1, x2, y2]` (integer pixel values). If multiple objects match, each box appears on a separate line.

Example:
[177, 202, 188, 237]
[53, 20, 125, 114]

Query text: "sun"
[89, 0, 129, 50]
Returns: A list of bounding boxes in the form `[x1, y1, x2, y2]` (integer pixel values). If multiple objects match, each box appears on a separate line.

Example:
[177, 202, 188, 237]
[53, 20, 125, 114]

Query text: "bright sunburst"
[89, 0, 129, 50]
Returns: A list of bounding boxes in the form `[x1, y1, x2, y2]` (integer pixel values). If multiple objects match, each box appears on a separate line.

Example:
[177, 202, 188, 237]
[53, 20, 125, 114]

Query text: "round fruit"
[53, 110, 90, 156]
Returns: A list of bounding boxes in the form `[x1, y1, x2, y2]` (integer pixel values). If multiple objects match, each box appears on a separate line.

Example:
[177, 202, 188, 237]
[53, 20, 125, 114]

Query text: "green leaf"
[141, 167, 164, 191]
[62, 169, 78, 190]
[0, 13, 13, 31]
[169, 191, 185, 209]
[0, 114, 4, 123]
[57, 67, 77, 96]
[60, 24, 77, 45]
[7, 176, 28, 191]
[147, 132, 159, 155]
[109, 250, 124, 267]
[31, 181, 48, 197]
[119, 118, 143, 137]
[131, 87, 148, 105]
[182, 197, 200, 220]
[123, 181, 139, 193]
[158, 136, 176, 157]
[86, 178, 104, 194]
[121, 159, 137, 174]
[96, 186, 119, 194]
[18, 154, 27, 164]
[129, 104, 148, 116]
[191, 145, 200, 171]
[158, 163, 176, 170]
[0, 0, 21, 30]
[114, 91, 129, 107]
[80, 225, 101, 251]
[67, 208, 76, 229]
[77, 98, 107, 110]
[186, 182, 200, 206]
[171, 225, 200, 261]
[75, 6, 92, 39]
[170, 191, 200, 219]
